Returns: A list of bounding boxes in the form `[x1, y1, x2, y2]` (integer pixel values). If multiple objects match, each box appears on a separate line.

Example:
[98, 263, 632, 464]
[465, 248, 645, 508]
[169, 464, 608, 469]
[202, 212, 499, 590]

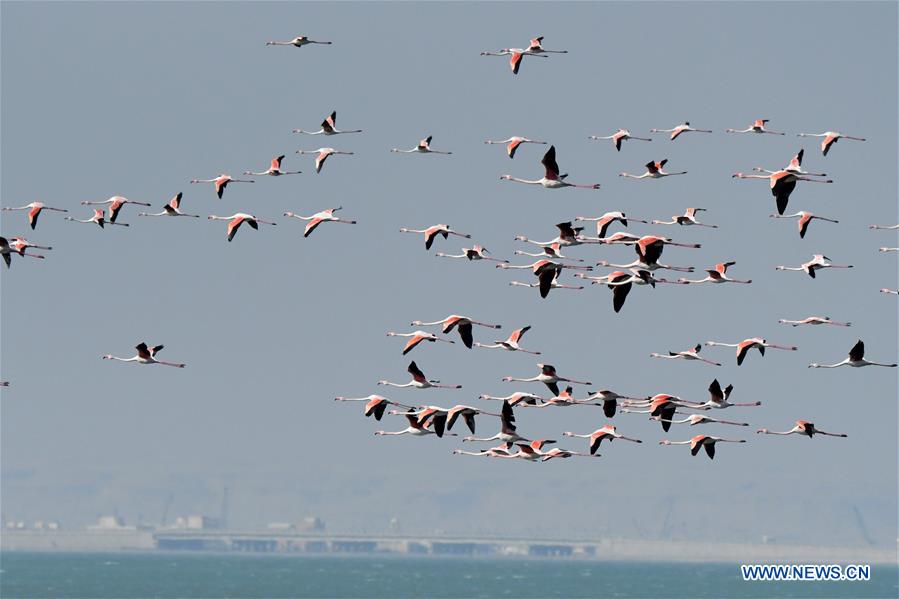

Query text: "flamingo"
[778, 316, 850, 327]
[478, 392, 548, 407]
[757, 420, 847, 438]
[879, 247, 898, 253]
[436, 245, 508, 263]
[595, 249, 694, 274]
[732, 170, 832, 215]
[498, 259, 591, 298]
[484, 136, 547, 159]
[377, 361, 462, 389]
[619, 159, 687, 180]
[480, 43, 548, 75]
[138, 193, 200, 218]
[80, 196, 151, 224]
[620, 394, 706, 432]
[870, 224, 899, 230]
[563, 425, 642, 455]
[775, 254, 853, 278]
[243, 155, 302, 177]
[410, 314, 500, 348]
[462, 400, 529, 444]
[540, 447, 598, 462]
[808, 340, 897, 369]
[521, 386, 598, 408]
[659, 435, 745, 459]
[385, 330, 455, 355]
[693, 379, 761, 410]
[771, 149, 828, 177]
[284, 207, 356, 238]
[502, 363, 591, 396]
[0, 236, 45, 267]
[593, 232, 644, 246]
[881, 288, 899, 295]
[374, 412, 449, 437]
[704, 338, 797, 366]
[265, 36, 332, 47]
[588, 129, 651, 152]
[650, 344, 722, 367]
[2, 202, 68, 230]
[296, 148, 353, 173]
[650, 122, 712, 140]
[652, 413, 749, 427]
[7, 237, 51, 256]
[515, 222, 599, 248]
[66, 209, 128, 228]
[525, 36, 567, 54]
[190, 174, 254, 199]
[453, 443, 516, 458]
[102, 342, 185, 368]
[386, 406, 461, 438]
[585, 389, 647, 418]
[391, 136, 451, 154]
[726, 119, 785, 135]
[796, 131, 866, 156]
[474, 326, 540, 355]
[292, 111, 361, 136]
[578, 268, 682, 287]
[400, 224, 470, 250]
[446, 404, 502, 434]
[515, 242, 584, 263]
[501, 146, 600, 189]
[601, 270, 647, 313]
[652, 208, 717, 228]
[509, 277, 583, 293]
[769, 211, 838, 239]
[333, 395, 412, 420]
[576, 211, 648, 238]
[677, 261, 752, 285]
[207, 213, 276, 242]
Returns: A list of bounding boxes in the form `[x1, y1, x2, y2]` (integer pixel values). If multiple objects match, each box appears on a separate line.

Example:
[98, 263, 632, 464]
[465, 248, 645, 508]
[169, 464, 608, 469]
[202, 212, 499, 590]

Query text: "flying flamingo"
[659, 435, 745, 459]
[769, 211, 838, 239]
[521, 386, 599, 409]
[882, 288, 899, 295]
[374, 412, 450, 437]
[66, 209, 128, 228]
[515, 222, 598, 248]
[650, 344, 721, 366]
[377, 361, 462, 389]
[650, 122, 712, 140]
[502, 363, 591, 396]
[726, 119, 785, 135]
[585, 389, 646, 418]
[563, 424, 642, 455]
[386, 406, 459, 438]
[600, 270, 649, 313]
[652, 208, 717, 228]
[677, 261, 752, 285]
[484, 136, 547, 159]
[207, 213, 276, 242]
[7, 237, 51, 256]
[190, 174, 254, 199]
[102, 342, 185, 368]
[296, 148, 354, 173]
[0, 236, 45, 267]
[474, 326, 540, 355]
[778, 316, 850, 327]
[478, 392, 548, 408]
[757, 420, 847, 438]
[578, 268, 682, 287]
[333, 395, 412, 420]
[775, 254, 853, 278]
[509, 276, 583, 293]
[879, 247, 898, 253]
[284, 207, 356, 237]
[400, 224, 470, 250]
[515, 242, 584, 263]
[808, 340, 897, 369]
[525, 36, 567, 54]
[498, 259, 591, 298]
[436, 245, 508, 263]
[243, 155, 302, 177]
[540, 447, 598, 462]
[704, 338, 797, 366]
[80, 196, 151, 224]
[770, 149, 828, 177]
[576, 211, 648, 238]
[693, 379, 761, 410]
[732, 170, 832, 215]
[391, 136, 451, 154]
[652, 413, 749, 427]
[595, 236, 695, 273]
[453, 443, 516, 458]
[2, 202, 68, 230]
[796, 131, 866, 156]
[410, 314, 500, 348]
[265, 36, 332, 47]
[293, 111, 361, 136]
[501, 146, 600, 189]
[870, 224, 899, 230]
[385, 330, 455, 355]
[462, 400, 529, 444]
[588, 129, 651, 152]
[138, 193, 200, 218]
[621, 394, 705, 432]
[619, 159, 687, 180]
[479, 42, 548, 75]
[446, 405, 502, 434]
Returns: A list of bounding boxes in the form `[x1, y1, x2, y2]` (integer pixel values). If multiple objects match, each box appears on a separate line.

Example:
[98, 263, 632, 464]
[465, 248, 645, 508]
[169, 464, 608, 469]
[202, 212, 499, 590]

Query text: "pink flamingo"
[652, 413, 749, 427]
[385, 330, 455, 355]
[207, 213, 276, 242]
[650, 122, 712, 140]
[190, 174, 254, 199]
[293, 111, 361, 136]
[436, 245, 508, 263]
[650, 344, 721, 367]
[732, 170, 832, 215]
[474, 326, 540, 355]
[400, 224, 470, 250]
[502, 363, 591, 396]
[484, 136, 547, 159]
[284, 207, 356, 237]
[778, 316, 850, 327]
[563, 424, 642, 455]
[377, 361, 461, 390]
[659, 435, 745, 459]
[410, 314, 500, 348]
[588, 129, 651, 152]
[726, 119, 784, 135]
[333, 395, 411, 420]
[478, 392, 548, 408]
[296, 148, 354, 173]
[81, 196, 151, 224]
[677, 261, 752, 285]
[0, 236, 45, 268]
[652, 208, 717, 228]
[3, 201, 68, 230]
[808, 340, 897, 369]
[619, 159, 687, 180]
[693, 379, 761, 410]
[102, 343, 185, 368]
[576, 211, 648, 237]
[769, 211, 838, 239]
[796, 131, 865, 156]
[775, 254, 853, 278]
[704, 338, 797, 366]
[265, 36, 332, 48]
[66, 208, 128, 228]
[244, 155, 302, 177]
[501, 146, 600, 189]
[391, 136, 451, 154]
[757, 420, 847, 438]
[139, 193, 200, 218]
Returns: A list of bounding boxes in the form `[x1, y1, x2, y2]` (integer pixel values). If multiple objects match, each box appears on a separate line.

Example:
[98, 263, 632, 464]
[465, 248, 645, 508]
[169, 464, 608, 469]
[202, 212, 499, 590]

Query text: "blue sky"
[1, 2, 896, 548]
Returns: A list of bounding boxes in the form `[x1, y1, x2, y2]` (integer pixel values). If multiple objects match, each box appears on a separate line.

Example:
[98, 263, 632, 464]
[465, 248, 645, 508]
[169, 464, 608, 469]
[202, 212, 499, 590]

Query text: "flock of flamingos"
[1, 34, 896, 462]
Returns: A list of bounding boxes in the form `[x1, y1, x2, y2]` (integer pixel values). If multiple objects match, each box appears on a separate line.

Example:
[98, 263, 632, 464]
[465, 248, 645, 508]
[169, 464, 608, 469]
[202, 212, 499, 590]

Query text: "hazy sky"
[2, 2, 896, 550]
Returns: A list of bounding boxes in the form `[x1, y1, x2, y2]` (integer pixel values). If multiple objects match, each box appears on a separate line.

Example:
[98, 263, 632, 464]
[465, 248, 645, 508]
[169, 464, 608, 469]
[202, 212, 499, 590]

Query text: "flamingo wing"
[507, 139, 522, 159]
[509, 52, 523, 74]
[541, 146, 560, 180]
[28, 205, 42, 230]
[848, 340, 865, 362]
[304, 218, 324, 237]
[407, 361, 427, 383]
[457, 322, 474, 349]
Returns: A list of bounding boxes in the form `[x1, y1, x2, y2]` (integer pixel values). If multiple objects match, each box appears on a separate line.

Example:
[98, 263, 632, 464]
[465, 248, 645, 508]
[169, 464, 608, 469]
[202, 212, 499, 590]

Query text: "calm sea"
[0, 552, 896, 598]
